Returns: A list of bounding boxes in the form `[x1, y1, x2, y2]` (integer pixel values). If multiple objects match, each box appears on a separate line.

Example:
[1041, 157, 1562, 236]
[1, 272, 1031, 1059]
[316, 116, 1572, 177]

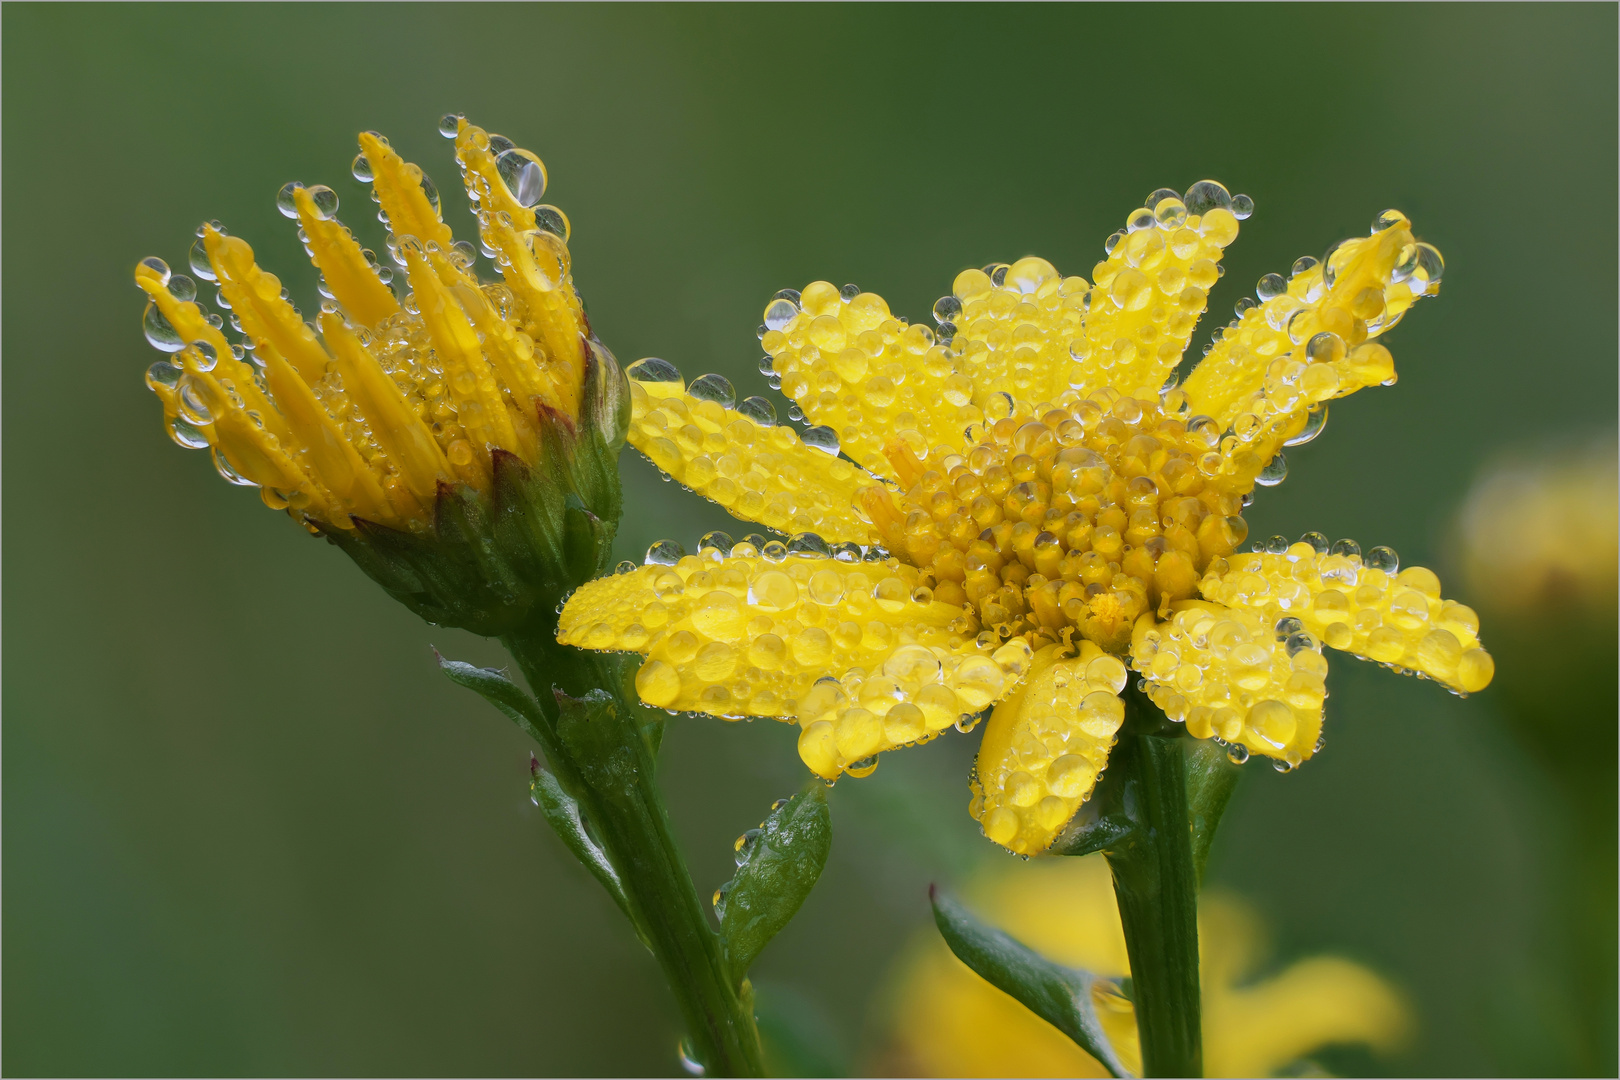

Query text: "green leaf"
[1050, 809, 1137, 857]
[1182, 736, 1243, 885]
[718, 781, 832, 984]
[930, 887, 1133, 1079]
[530, 762, 632, 920]
[437, 654, 554, 752]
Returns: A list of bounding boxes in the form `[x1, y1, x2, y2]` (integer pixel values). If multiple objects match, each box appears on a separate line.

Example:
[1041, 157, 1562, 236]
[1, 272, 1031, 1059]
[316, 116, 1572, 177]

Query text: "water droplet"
[145, 360, 183, 392]
[1256, 273, 1287, 301]
[698, 531, 735, 556]
[212, 447, 256, 486]
[496, 148, 547, 208]
[276, 181, 304, 220]
[1184, 180, 1233, 216]
[626, 357, 683, 386]
[1103, 232, 1124, 255]
[1300, 531, 1329, 554]
[761, 540, 788, 562]
[677, 1036, 706, 1077]
[169, 416, 209, 449]
[1264, 535, 1290, 554]
[1372, 209, 1408, 233]
[168, 274, 197, 303]
[352, 153, 374, 182]
[1231, 193, 1254, 220]
[139, 256, 171, 286]
[688, 373, 736, 409]
[143, 303, 185, 352]
[1330, 538, 1361, 559]
[1285, 631, 1318, 656]
[1127, 207, 1156, 233]
[788, 533, 829, 558]
[838, 283, 861, 302]
[764, 298, 798, 332]
[1290, 256, 1318, 278]
[1366, 546, 1399, 573]
[737, 396, 776, 426]
[830, 541, 862, 563]
[1271, 758, 1295, 773]
[1145, 187, 1180, 208]
[438, 113, 462, 138]
[646, 539, 685, 565]
[983, 263, 1009, 287]
[178, 380, 213, 425]
[954, 710, 984, 734]
[187, 239, 216, 281]
[191, 340, 219, 372]
[615, 559, 637, 574]
[418, 172, 443, 219]
[1226, 744, 1250, 765]
[308, 184, 339, 219]
[733, 828, 762, 864]
[1234, 297, 1256, 317]
[770, 797, 790, 813]
[933, 295, 963, 324]
[1275, 617, 1304, 639]
[1256, 453, 1288, 486]
[801, 425, 840, 455]
[1154, 198, 1188, 229]
[1284, 403, 1328, 447]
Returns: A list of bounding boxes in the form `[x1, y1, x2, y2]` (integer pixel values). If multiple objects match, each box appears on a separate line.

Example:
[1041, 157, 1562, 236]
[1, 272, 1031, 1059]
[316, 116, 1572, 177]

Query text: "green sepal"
[530, 761, 632, 922]
[930, 887, 1133, 1079]
[1050, 809, 1138, 857]
[716, 781, 831, 986]
[314, 341, 628, 637]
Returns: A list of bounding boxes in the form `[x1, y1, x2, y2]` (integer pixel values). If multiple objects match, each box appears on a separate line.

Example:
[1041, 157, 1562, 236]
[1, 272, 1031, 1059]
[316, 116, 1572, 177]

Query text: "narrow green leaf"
[930, 887, 1133, 1079]
[718, 781, 832, 984]
[437, 654, 553, 751]
[530, 762, 631, 920]
[1182, 737, 1243, 885]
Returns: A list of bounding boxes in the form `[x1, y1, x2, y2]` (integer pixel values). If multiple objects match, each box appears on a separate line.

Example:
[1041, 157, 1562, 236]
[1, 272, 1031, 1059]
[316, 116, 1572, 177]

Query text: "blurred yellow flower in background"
[880, 857, 1409, 1078]
[1456, 433, 1617, 617]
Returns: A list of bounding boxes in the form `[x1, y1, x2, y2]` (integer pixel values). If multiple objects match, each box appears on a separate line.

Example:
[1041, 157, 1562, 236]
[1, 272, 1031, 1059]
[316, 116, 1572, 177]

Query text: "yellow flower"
[1456, 434, 1618, 616]
[559, 183, 1494, 853]
[879, 856, 1410, 1078]
[134, 116, 589, 532]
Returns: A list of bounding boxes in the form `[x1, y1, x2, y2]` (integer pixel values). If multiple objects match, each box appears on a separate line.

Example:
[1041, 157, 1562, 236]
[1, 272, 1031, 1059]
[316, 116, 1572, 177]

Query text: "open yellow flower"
[559, 182, 1493, 853]
[881, 856, 1410, 1078]
[134, 115, 589, 532]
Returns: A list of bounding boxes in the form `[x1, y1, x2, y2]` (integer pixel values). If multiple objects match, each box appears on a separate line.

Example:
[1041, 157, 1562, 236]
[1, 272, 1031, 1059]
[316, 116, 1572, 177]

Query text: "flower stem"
[502, 627, 764, 1078]
[1104, 689, 1203, 1078]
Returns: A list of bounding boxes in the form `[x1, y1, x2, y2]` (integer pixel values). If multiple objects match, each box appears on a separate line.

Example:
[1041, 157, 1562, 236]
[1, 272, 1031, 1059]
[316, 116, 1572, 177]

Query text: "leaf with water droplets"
[930, 888, 1133, 1078]
[719, 780, 831, 985]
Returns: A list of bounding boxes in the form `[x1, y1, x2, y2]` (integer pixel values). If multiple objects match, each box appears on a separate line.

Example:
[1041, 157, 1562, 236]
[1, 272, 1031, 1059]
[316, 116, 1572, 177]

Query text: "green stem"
[1104, 691, 1203, 1078]
[502, 628, 764, 1078]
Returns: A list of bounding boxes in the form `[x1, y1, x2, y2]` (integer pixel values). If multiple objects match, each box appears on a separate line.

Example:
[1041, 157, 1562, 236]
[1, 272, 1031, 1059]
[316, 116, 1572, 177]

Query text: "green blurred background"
[5, 4, 1615, 1076]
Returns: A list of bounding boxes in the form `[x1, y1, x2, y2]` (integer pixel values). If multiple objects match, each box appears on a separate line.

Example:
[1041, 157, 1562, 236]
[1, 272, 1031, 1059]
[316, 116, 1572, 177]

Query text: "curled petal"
[971, 642, 1130, 854]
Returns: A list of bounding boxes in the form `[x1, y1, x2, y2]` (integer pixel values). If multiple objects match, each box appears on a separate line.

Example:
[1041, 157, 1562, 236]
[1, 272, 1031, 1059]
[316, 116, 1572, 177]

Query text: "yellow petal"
[557, 549, 1012, 777]
[356, 130, 453, 251]
[626, 364, 881, 545]
[452, 119, 586, 416]
[1203, 543, 1494, 694]
[970, 641, 1129, 854]
[1069, 184, 1240, 402]
[290, 185, 400, 328]
[1132, 603, 1326, 764]
[1183, 212, 1437, 432]
[944, 260, 1097, 422]
[765, 281, 984, 478]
